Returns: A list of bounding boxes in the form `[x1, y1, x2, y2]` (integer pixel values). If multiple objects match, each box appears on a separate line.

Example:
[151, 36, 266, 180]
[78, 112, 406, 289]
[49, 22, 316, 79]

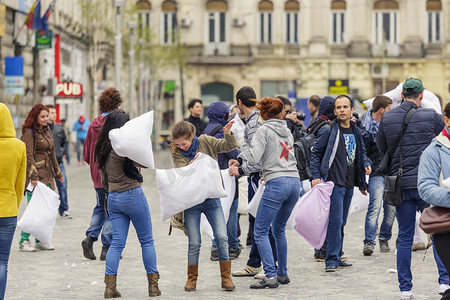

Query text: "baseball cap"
[402, 78, 425, 95]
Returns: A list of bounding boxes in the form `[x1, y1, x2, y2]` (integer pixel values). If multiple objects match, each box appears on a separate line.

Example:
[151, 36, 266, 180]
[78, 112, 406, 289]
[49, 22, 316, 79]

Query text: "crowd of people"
[0, 77, 449, 300]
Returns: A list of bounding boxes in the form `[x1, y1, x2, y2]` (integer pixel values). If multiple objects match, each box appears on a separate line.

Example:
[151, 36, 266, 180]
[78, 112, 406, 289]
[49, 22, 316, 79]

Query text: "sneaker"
[439, 284, 450, 295]
[232, 265, 262, 277]
[61, 211, 72, 219]
[19, 241, 36, 252]
[35, 241, 55, 250]
[380, 240, 390, 253]
[325, 264, 337, 272]
[277, 275, 290, 285]
[250, 276, 279, 289]
[229, 247, 241, 260]
[411, 242, 426, 251]
[363, 242, 374, 256]
[338, 261, 352, 269]
[400, 290, 413, 299]
[210, 247, 219, 261]
[254, 270, 265, 279]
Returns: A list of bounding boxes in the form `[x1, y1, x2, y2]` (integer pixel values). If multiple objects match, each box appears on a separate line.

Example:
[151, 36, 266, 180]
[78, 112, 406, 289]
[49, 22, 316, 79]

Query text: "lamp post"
[128, 21, 138, 118]
[114, 0, 125, 90]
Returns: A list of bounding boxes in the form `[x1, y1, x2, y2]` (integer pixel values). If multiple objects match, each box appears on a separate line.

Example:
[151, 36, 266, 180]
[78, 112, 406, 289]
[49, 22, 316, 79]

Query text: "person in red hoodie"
[82, 88, 122, 261]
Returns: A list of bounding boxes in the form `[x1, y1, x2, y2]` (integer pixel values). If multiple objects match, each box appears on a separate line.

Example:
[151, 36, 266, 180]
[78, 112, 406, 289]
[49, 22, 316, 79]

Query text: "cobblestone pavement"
[5, 150, 445, 300]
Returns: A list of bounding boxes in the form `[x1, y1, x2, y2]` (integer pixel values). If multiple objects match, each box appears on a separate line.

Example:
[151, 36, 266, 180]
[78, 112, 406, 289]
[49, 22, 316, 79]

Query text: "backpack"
[294, 117, 332, 181]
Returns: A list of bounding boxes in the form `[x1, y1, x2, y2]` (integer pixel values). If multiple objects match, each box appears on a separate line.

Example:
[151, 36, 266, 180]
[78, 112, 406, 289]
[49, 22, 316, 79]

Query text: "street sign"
[5, 57, 24, 76]
[328, 79, 349, 95]
[5, 87, 24, 95]
[4, 76, 24, 86]
[56, 82, 83, 98]
[36, 30, 52, 50]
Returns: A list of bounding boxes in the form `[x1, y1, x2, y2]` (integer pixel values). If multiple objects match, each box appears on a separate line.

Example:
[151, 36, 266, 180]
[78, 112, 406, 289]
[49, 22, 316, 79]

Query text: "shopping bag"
[237, 176, 248, 215]
[349, 187, 370, 214]
[245, 180, 265, 218]
[156, 153, 228, 221]
[17, 182, 60, 246]
[294, 181, 334, 250]
[201, 170, 236, 239]
[109, 110, 154, 168]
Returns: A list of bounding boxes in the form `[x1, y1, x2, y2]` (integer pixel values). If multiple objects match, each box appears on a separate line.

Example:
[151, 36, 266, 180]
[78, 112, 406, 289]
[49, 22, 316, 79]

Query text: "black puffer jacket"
[377, 100, 444, 189]
[49, 122, 68, 164]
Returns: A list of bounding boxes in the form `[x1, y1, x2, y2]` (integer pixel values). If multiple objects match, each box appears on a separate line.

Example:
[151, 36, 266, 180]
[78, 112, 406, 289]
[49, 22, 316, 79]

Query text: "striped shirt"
[238, 109, 262, 175]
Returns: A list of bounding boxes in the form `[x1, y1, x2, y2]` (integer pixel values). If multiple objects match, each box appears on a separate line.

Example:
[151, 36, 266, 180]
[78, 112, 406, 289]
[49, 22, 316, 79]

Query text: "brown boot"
[184, 264, 198, 292]
[219, 261, 235, 291]
[147, 273, 161, 297]
[104, 274, 121, 298]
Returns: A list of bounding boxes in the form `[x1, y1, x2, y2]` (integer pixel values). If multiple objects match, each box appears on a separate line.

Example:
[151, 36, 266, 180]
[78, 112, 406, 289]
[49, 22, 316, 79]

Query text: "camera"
[353, 112, 361, 127]
[296, 112, 306, 121]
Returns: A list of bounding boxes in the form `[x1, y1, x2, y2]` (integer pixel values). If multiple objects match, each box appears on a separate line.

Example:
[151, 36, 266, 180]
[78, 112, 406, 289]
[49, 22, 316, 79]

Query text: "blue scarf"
[180, 136, 199, 161]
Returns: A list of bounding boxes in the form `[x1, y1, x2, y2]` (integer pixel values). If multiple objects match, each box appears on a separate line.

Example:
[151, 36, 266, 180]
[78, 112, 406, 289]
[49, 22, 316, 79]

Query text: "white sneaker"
[35, 241, 55, 250]
[232, 265, 262, 277]
[253, 270, 265, 279]
[61, 211, 72, 219]
[19, 241, 36, 252]
[439, 284, 450, 295]
[400, 291, 413, 299]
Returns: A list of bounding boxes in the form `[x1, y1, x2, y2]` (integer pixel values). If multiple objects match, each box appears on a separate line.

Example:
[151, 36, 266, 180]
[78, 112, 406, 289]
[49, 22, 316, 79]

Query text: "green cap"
[402, 78, 425, 95]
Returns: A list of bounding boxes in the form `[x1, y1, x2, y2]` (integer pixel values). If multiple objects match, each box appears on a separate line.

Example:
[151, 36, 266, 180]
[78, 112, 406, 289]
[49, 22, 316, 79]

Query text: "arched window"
[373, 0, 399, 44]
[426, 0, 441, 43]
[285, 1, 300, 44]
[259, 1, 273, 43]
[161, 0, 176, 44]
[206, 0, 228, 11]
[136, 0, 151, 40]
[201, 82, 233, 104]
[331, 1, 346, 44]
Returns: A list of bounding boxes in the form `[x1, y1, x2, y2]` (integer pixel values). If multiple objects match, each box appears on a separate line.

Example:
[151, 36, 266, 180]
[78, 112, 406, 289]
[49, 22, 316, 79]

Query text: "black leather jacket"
[49, 122, 68, 164]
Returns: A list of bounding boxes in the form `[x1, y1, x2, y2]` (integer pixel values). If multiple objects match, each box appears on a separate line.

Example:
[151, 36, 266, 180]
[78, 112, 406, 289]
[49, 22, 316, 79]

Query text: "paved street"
[5, 150, 444, 300]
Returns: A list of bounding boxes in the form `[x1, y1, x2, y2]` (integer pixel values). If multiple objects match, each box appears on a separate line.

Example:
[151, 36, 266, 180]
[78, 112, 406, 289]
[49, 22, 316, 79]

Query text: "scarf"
[443, 126, 450, 141]
[360, 110, 379, 141]
[180, 136, 199, 161]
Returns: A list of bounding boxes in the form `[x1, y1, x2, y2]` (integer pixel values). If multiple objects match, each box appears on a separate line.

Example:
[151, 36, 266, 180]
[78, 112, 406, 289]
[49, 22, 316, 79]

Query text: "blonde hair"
[169, 121, 196, 150]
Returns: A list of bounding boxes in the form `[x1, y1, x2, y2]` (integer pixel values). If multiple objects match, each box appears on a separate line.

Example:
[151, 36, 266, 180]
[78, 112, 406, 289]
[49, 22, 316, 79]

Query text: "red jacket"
[83, 115, 106, 188]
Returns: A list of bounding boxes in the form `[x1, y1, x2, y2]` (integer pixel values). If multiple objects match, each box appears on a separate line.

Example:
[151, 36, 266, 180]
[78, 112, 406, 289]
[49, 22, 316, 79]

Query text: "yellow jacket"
[0, 103, 26, 217]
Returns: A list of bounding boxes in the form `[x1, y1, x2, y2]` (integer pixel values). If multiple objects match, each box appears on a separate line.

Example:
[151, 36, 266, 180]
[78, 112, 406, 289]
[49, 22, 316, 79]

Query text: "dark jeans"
[85, 188, 112, 247]
[433, 233, 450, 282]
[56, 162, 68, 215]
[0, 217, 16, 300]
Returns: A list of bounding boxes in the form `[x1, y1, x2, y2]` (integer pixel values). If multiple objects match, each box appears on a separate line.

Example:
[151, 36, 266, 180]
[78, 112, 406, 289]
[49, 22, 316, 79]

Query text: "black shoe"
[338, 261, 352, 269]
[210, 247, 219, 261]
[363, 242, 374, 256]
[82, 236, 96, 260]
[100, 245, 109, 261]
[229, 247, 241, 260]
[379, 240, 390, 253]
[277, 275, 290, 285]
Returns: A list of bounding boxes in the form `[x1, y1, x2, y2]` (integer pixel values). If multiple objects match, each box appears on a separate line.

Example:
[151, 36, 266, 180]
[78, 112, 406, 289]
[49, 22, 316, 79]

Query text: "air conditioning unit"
[232, 18, 245, 27]
[371, 64, 389, 78]
[180, 18, 192, 28]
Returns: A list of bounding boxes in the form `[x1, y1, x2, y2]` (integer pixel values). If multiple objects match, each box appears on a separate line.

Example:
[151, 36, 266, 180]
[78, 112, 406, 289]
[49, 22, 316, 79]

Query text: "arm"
[83, 127, 92, 164]
[171, 148, 189, 168]
[376, 120, 387, 154]
[98, 166, 109, 192]
[49, 131, 63, 180]
[22, 129, 38, 183]
[15, 143, 27, 206]
[310, 125, 331, 180]
[207, 133, 237, 154]
[434, 112, 445, 136]
[60, 126, 68, 156]
[418, 147, 450, 208]
[239, 128, 267, 166]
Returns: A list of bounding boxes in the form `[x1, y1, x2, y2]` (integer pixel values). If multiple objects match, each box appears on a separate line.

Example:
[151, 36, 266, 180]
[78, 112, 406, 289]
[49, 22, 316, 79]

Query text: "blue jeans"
[364, 176, 396, 245]
[396, 188, 449, 291]
[0, 217, 16, 300]
[106, 187, 158, 275]
[325, 185, 354, 268]
[254, 177, 300, 278]
[247, 174, 277, 268]
[185, 198, 228, 265]
[212, 198, 239, 249]
[85, 188, 112, 247]
[76, 138, 85, 162]
[56, 162, 68, 216]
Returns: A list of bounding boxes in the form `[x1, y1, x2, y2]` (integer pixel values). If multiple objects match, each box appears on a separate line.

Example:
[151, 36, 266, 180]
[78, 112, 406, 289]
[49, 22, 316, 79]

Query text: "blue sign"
[5, 57, 24, 76]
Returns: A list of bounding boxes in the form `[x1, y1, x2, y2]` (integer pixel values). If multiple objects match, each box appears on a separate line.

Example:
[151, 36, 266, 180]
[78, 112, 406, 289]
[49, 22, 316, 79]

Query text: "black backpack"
[293, 117, 332, 181]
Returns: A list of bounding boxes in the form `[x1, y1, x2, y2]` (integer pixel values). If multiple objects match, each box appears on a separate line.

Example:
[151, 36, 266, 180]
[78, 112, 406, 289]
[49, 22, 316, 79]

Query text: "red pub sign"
[56, 82, 83, 98]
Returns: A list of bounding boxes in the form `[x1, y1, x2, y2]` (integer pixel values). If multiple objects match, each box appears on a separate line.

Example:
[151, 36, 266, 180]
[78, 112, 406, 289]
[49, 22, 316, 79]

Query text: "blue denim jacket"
[418, 132, 450, 208]
[310, 120, 371, 190]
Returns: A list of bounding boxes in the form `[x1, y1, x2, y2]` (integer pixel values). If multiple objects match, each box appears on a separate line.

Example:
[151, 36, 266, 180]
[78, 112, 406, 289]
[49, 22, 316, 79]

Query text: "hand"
[286, 112, 300, 124]
[365, 166, 372, 175]
[31, 180, 38, 186]
[312, 178, 321, 188]
[229, 159, 240, 167]
[360, 189, 368, 196]
[229, 165, 240, 176]
[223, 121, 235, 135]
[57, 175, 64, 182]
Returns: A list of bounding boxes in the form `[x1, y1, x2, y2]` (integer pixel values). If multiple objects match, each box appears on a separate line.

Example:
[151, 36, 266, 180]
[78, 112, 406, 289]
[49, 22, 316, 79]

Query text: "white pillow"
[109, 111, 154, 168]
[230, 113, 245, 143]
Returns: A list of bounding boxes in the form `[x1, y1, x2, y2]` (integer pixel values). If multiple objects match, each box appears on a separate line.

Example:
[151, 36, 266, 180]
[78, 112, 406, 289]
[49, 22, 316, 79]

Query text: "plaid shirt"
[360, 110, 379, 141]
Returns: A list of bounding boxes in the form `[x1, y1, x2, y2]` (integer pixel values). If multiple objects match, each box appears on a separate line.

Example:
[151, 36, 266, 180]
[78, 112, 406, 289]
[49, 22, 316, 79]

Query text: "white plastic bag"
[245, 181, 265, 218]
[230, 113, 245, 144]
[237, 176, 248, 215]
[156, 153, 228, 221]
[17, 182, 60, 246]
[349, 187, 370, 215]
[109, 110, 154, 168]
[201, 170, 236, 239]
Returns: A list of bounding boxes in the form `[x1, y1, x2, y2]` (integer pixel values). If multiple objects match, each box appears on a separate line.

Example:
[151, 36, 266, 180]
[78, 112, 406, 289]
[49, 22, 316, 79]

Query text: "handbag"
[383, 108, 416, 207]
[419, 206, 450, 234]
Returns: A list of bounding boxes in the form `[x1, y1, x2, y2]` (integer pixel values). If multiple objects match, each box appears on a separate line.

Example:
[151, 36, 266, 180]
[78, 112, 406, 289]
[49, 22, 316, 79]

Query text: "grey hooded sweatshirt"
[240, 119, 299, 182]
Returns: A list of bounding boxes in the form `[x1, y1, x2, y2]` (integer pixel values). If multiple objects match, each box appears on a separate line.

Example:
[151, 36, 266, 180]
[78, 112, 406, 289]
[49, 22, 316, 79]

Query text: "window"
[331, 1, 346, 44]
[208, 12, 226, 43]
[285, 1, 299, 44]
[259, 1, 273, 44]
[373, 1, 399, 44]
[205, 1, 228, 55]
[161, 0, 177, 45]
[136, 0, 151, 40]
[427, 0, 441, 43]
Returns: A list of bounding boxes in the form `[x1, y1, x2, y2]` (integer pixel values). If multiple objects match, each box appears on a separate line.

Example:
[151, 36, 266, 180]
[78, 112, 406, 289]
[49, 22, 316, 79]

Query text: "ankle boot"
[147, 273, 161, 297]
[82, 236, 96, 260]
[219, 261, 235, 291]
[184, 264, 198, 292]
[104, 274, 121, 298]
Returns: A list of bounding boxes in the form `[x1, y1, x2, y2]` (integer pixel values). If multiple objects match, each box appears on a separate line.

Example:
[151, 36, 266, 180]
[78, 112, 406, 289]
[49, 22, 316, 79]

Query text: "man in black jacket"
[377, 78, 445, 299]
[185, 99, 207, 137]
[47, 105, 71, 219]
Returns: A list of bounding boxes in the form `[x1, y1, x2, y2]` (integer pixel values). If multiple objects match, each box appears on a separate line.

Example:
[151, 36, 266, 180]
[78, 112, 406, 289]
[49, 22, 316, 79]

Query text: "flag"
[32, 0, 41, 30]
[41, 0, 56, 33]
[24, 0, 39, 29]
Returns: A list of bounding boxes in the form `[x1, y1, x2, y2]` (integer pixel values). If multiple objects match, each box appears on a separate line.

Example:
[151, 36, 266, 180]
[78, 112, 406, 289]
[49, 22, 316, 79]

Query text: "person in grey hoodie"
[239, 97, 300, 289]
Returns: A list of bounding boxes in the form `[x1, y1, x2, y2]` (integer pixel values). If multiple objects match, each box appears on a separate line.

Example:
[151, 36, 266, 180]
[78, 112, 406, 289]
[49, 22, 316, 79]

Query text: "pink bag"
[294, 181, 334, 250]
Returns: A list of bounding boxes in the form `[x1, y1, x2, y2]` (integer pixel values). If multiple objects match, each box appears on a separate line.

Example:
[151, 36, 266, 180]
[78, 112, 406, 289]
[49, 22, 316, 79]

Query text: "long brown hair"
[257, 97, 284, 120]
[169, 121, 195, 151]
[22, 104, 49, 136]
